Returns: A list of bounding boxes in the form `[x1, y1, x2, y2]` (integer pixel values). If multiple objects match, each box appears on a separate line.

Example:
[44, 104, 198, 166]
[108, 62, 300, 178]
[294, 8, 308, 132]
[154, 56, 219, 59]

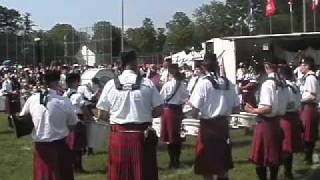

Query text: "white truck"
[204, 32, 320, 84]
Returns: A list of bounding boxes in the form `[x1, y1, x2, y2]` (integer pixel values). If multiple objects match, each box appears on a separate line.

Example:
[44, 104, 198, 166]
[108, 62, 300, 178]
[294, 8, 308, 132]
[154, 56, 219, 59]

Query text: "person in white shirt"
[278, 64, 303, 179]
[1, 73, 13, 93]
[245, 58, 289, 180]
[189, 53, 239, 180]
[160, 64, 189, 168]
[96, 50, 163, 180]
[187, 64, 205, 96]
[160, 58, 172, 84]
[64, 73, 89, 173]
[2, 73, 20, 128]
[20, 70, 79, 180]
[298, 57, 320, 164]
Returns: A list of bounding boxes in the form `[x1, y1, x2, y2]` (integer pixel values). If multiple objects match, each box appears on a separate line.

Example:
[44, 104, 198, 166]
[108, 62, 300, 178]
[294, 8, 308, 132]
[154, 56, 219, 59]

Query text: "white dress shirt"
[20, 89, 79, 142]
[160, 68, 170, 83]
[96, 70, 163, 124]
[258, 73, 289, 117]
[1, 79, 13, 93]
[300, 71, 320, 103]
[63, 88, 86, 115]
[187, 76, 200, 95]
[189, 73, 240, 119]
[160, 79, 189, 105]
[78, 85, 95, 102]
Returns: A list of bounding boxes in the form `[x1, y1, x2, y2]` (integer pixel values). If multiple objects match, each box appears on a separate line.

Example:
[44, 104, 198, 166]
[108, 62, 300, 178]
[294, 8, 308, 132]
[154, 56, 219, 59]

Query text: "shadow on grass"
[294, 167, 311, 179]
[233, 159, 250, 165]
[87, 167, 108, 174]
[157, 144, 195, 152]
[0, 129, 13, 135]
[232, 139, 251, 148]
[89, 151, 107, 156]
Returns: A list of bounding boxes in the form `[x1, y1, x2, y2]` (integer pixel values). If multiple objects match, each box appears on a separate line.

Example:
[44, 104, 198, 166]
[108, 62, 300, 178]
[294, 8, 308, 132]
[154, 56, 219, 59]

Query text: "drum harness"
[256, 76, 287, 121]
[111, 74, 157, 143]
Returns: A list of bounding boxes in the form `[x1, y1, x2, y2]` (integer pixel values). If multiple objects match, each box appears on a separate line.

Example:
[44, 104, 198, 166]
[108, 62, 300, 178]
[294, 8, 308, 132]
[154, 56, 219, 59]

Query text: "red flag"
[312, 0, 319, 12]
[266, 0, 277, 16]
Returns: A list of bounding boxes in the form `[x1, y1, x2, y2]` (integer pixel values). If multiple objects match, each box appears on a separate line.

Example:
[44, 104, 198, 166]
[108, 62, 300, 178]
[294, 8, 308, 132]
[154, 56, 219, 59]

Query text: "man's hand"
[244, 103, 255, 114]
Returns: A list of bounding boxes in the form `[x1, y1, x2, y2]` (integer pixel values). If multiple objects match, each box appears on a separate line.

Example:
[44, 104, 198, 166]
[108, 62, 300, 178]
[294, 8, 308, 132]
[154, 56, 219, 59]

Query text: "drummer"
[96, 50, 163, 180]
[20, 70, 79, 180]
[189, 53, 239, 180]
[278, 63, 303, 179]
[299, 57, 320, 164]
[64, 73, 89, 173]
[245, 57, 289, 180]
[160, 63, 189, 168]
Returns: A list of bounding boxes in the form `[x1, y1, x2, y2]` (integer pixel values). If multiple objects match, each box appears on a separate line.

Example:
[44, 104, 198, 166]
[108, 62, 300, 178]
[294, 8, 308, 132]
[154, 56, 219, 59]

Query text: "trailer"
[204, 32, 320, 83]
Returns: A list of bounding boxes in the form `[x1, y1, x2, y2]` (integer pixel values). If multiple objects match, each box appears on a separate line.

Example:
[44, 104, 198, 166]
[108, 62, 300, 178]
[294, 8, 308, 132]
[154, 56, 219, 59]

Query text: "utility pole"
[121, 0, 124, 52]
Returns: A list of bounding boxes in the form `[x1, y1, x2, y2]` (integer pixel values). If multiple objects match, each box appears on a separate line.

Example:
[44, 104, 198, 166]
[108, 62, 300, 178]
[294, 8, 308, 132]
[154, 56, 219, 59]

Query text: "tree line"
[0, 0, 319, 64]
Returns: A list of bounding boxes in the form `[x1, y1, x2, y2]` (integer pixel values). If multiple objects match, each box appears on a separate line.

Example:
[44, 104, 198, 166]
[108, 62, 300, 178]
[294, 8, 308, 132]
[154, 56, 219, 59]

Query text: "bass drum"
[85, 121, 110, 151]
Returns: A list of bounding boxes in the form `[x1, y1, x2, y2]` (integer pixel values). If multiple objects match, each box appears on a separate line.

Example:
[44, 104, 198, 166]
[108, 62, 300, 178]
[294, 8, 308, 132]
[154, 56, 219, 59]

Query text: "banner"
[266, 0, 277, 16]
[312, 0, 319, 12]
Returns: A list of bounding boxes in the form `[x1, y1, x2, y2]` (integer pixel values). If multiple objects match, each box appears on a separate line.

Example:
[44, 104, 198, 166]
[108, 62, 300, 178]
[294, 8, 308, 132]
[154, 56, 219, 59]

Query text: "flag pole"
[269, 16, 273, 34]
[314, 10, 317, 31]
[303, 0, 307, 32]
[289, 1, 294, 33]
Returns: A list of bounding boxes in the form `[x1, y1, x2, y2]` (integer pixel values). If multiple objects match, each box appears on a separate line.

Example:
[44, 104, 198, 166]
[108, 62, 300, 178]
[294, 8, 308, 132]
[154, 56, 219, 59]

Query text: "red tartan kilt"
[66, 123, 87, 150]
[250, 117, 282, 166]
[5, 95, 21, 114]
[300, 104, 319, 142]
[109, 123, 158, 180]
[194, 118, 233, 175]
[280, 112, 303, 154]
[34, 139, 74, 180]
[160, 105, 183, 144]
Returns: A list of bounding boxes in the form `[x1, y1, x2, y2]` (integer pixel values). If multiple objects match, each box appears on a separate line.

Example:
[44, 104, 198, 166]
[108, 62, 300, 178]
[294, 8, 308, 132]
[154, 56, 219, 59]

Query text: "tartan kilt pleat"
[108, 123, 158, 180]
[33, 139, 74, 180]
[160, 106, 183, 144]
[250, 117, 282, 166]
[5, 94, 21, 114]
[300, 104, 319, 142]
[66, 122, 87, 151]
[194, 119, 233, 175]
[280, 112, 303, 154]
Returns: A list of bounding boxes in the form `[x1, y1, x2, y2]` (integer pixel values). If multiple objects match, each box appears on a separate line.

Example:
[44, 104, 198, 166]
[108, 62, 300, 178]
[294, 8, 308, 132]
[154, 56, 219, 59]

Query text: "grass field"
[0, 113, 319, 180]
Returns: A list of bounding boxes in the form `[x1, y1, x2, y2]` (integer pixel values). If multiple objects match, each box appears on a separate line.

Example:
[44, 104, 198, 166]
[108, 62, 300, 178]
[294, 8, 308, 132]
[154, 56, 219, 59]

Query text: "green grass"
[0, 113, 319, 180]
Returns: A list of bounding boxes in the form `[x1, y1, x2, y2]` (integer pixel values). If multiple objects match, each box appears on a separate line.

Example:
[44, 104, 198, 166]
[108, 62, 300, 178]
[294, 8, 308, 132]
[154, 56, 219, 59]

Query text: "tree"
[126, 18, 157, 54]
[23, 13, 34, 34]
[0, 6, 22, 32]
[155, 28, 167, 52]
[166, 12, 194, 52]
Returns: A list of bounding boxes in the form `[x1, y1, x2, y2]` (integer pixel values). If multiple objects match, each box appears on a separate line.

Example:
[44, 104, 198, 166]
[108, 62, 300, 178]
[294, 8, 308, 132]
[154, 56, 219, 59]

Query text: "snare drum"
[85, 121, 110, 151]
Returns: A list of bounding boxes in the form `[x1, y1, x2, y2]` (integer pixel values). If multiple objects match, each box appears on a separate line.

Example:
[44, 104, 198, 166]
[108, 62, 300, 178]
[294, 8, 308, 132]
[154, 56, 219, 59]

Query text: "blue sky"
[1, 0, 215, 30]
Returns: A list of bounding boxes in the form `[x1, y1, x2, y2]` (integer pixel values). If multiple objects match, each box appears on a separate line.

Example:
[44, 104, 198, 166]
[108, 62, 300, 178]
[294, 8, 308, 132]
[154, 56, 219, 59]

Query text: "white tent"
[75, 46, 96, 66]
[166, 50, 205, 68]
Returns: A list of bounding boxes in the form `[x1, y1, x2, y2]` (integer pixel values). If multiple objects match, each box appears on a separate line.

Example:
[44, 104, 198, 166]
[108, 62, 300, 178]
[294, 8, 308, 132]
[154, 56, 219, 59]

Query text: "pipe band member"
[64, 73, 89, 173]
[278, 63, 303, 179]
[299, 57, 320, 165]
[160, 63, 189, 168]
[20, 70, 79, 180]
[245, 57, 290, 180]
[189, 53, 240, 180]
[96, 50, 163, 180]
